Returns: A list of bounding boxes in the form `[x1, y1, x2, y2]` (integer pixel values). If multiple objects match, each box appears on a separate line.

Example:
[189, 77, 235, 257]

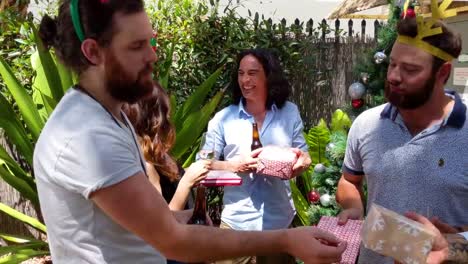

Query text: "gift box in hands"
[361, 204, 436, 264]
[256, 146, 297, 180]
[317, 216, 363, 264]
[200, 170, 242, 187]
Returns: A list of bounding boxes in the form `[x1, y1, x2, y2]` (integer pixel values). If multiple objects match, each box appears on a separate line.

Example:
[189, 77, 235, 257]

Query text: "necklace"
[74, 85, 147, 174]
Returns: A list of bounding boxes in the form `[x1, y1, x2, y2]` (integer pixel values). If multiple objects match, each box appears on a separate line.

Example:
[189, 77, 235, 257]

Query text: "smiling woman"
[200, 48, 312, 264]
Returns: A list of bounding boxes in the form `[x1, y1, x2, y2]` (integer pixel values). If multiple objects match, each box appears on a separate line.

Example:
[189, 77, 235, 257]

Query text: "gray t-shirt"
[343, 91, 468, 264]
[34, 88, 166, 263]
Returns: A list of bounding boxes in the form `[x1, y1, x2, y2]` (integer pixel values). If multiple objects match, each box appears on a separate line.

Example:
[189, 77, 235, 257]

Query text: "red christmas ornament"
[400, 8, 416, 19]
[352, 99, 364, 109]
[308, 190, 321, 204]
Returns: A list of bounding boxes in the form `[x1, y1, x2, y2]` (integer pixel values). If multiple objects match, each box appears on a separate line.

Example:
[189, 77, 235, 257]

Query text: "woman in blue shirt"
[204, 48, 311, 264]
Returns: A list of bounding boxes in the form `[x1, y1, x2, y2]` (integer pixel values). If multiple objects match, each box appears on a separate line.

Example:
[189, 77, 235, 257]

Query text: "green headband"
[69, 0, 158, 51]
[70, 0, 85, 42]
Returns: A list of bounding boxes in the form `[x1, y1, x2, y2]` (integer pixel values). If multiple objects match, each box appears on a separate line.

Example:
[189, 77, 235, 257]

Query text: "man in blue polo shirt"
[335, 5, 468, 264]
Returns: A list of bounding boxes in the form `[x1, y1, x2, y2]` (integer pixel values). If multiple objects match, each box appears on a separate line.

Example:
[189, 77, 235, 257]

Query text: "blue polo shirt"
[343, 91, 468, 264]
[202, 100, 307, 230]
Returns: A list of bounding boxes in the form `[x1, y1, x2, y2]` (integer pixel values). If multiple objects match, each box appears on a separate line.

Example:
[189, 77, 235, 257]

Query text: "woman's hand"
[180, 160, 211, 188]
[229, 157, 258, 173]
[228, 148, 263, 173]
[291, 148, 311, 177]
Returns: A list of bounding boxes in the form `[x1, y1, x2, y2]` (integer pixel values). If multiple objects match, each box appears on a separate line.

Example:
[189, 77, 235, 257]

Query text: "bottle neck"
[252, 123, 260, 139]
[192, 186, 207, 217]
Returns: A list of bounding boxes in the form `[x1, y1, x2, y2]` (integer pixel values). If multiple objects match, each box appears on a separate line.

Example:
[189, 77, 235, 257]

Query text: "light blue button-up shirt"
[202, 100, 307, 230]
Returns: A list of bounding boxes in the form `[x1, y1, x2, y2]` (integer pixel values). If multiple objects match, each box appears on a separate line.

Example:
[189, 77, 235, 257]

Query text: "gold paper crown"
[396, 0, 457, 61]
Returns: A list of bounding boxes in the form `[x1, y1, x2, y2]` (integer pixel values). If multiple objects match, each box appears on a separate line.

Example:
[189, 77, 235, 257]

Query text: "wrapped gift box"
[361, 204, 436, 264]
[317, 216, 363, 264]
[256, 146, 297, 180]
[200, 170, 242, 187]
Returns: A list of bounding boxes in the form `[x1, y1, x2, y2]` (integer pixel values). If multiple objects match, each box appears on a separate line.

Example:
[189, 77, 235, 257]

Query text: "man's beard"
[105, 52, 154, 104]
[385, 75, 435, 110]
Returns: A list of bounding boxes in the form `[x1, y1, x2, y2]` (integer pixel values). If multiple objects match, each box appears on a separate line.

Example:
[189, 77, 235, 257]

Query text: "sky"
[28, 0, 342, 23]
[219, 0, 342, 23]
[217, 0, 386, 36]
[28, 0, 386, 36]
[219, 0, 341, 22]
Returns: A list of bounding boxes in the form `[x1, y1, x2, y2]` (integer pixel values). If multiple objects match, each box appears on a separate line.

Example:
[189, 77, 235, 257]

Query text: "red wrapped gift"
[200, 170, 242, 187]
[317, 216, 363, 264]
[256, 146, 297, 180]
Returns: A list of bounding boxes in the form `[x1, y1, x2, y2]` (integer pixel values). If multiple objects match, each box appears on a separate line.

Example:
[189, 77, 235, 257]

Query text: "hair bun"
[39, 15, 57, 49]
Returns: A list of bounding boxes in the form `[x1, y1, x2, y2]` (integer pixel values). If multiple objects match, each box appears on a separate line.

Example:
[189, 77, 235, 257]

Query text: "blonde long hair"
[124, 84, 179, 182]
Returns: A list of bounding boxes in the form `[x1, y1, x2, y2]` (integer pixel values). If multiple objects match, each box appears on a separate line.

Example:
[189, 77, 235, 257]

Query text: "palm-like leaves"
[0, 24, 71, 261]
[330, 109, 351, 134]
[305, 119, 331, 167]
[0, 249, 49, 264]
[0, 203, 48, 262]
[0, 56, 44, 142]
[0, 24, 71, 206]
[170, 66, 226, 163]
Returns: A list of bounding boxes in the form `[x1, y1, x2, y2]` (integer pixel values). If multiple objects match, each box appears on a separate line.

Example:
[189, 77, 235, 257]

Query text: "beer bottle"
[187, 186, 210, 225]
[251, 122, 263, 151]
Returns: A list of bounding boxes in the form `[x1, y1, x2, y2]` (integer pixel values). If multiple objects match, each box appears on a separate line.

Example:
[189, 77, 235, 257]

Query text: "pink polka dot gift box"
[317, 216, 363, 264]
[256, 146, 298, 180]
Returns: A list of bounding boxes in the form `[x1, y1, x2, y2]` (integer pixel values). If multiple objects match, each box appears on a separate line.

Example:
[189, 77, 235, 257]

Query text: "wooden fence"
[285, 18, 381, 128]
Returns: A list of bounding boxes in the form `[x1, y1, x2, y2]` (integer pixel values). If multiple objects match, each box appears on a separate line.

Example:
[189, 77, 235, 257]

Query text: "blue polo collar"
[380, 90, 466, 128]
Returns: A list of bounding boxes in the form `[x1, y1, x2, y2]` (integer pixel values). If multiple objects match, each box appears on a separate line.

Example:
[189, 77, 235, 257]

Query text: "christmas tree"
[306, 130, 348, 224]
[346, 0, 411, 117]
[291, 109, 351, 226]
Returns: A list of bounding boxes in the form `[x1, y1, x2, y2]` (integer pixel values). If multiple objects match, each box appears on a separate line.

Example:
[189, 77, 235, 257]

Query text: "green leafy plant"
[0, 203, 49, 263]
[291, 109, 351, 226]
[171, 68, 226, 166]
[0, 22, 74, 261]
[149, 0, 329, 110]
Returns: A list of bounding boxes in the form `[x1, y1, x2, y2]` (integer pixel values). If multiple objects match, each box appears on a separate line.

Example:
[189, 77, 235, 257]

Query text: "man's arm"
[336, 172, 365, 225]
[91, 172, 346, 263]
[431, 218, 468, 234]
[405, 212, 468, 264]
